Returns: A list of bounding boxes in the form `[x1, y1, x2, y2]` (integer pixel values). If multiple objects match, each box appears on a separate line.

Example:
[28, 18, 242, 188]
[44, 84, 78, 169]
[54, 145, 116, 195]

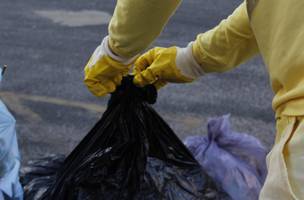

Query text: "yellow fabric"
[249, 0, 304, 117]
[260, 116, 304, 200]
[193, 1, 304, 117]
[108, 0, 181, 58]
[84, 53, 131, 97]
[133, 47, 193, 88]
[192, 2, 259, 73]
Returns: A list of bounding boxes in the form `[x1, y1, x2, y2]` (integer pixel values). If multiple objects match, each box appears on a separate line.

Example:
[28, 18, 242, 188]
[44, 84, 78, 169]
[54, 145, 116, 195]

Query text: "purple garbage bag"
[184, 115, 267, 200]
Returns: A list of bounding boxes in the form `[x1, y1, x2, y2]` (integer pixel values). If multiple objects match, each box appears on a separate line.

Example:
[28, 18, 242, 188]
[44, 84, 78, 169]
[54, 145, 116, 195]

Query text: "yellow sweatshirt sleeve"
[192, 2, 259, 73]
[108, 0, 181, 58]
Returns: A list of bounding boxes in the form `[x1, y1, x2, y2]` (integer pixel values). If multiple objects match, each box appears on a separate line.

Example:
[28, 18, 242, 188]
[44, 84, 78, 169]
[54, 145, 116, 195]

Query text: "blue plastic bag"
[184, 115, 267, 200]
[0, 66, 23, 199]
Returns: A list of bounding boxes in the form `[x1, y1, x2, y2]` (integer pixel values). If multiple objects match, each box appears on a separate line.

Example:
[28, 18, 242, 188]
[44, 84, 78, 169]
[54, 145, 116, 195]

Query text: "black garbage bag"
[21, 155, 65, 200]
[22, 77, 210, 200]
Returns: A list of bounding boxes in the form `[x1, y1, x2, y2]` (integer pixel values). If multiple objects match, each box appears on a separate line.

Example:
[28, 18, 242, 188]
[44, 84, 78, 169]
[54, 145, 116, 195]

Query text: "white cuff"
[88, 36, 138, 68]
[176, 42, 205, 79]
[103, 36, 138, 65]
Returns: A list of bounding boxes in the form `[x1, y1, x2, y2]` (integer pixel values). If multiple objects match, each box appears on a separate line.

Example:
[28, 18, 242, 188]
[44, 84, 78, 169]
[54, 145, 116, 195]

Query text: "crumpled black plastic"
[22, 77, 209, 200]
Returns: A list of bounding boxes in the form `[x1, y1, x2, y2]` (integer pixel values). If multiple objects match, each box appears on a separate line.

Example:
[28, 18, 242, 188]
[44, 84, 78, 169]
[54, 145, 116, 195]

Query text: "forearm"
[192, 2, 259, 73]
[108, 0, 181, 58]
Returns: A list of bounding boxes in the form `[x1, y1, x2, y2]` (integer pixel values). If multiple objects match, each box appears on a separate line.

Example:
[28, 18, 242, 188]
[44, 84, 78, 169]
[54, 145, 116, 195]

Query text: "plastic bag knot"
[109, 76, 157, 105]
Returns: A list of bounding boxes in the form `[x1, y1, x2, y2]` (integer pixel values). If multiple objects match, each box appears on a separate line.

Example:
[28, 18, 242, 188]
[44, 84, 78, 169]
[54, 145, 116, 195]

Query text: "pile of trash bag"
[184, 115, 267, 200]
[21, 77, 268, 200]
[0, 66, 23, 199]
[21, 77, 210, 200]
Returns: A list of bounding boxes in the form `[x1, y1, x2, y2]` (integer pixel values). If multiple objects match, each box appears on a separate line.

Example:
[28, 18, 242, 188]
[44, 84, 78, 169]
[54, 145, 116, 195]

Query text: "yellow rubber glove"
[133, 44, 204, 88]
[84, 36, 137, 96]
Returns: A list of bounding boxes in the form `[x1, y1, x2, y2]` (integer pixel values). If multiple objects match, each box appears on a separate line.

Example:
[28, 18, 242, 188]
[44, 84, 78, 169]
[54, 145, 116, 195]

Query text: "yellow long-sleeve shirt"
[108, 0, 304, 117]
[109, 0, 181, 58]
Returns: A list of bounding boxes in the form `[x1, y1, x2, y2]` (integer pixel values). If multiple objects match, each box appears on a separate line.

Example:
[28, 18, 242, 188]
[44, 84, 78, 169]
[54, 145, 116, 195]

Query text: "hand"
[133, 44, 203, 89]
[84, 36, 137, 96]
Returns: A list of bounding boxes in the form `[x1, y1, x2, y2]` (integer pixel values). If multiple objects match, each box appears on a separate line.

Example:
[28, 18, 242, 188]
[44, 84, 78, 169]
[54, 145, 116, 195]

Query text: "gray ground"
[0, 0, 275, 163]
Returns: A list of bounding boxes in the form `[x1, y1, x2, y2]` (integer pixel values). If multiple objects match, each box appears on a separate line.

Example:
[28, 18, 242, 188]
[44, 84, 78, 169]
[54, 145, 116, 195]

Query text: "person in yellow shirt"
[84, 0, 304, 199]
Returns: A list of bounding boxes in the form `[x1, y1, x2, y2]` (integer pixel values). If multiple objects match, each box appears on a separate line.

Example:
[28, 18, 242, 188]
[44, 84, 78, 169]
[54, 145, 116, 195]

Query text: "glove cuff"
[176, 43, 205, 79]
[104, 36, 139, 65]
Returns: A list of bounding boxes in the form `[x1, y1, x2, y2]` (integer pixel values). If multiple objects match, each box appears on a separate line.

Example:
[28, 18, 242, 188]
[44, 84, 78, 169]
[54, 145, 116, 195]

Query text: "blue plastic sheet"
[184, 115, 267, 200]
[0, 67, 23, 199]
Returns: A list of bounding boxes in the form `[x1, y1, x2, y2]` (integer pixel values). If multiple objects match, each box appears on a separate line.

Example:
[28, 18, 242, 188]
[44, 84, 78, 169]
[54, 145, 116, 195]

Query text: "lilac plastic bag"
[184, 115, 267, 200]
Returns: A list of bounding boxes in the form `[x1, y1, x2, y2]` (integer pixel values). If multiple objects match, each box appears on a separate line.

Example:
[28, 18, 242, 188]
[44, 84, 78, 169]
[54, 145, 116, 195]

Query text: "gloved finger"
[154, 80, 167, 89]
[133, 68, 158, 87]
[132, 65, 142, 75]
[113, 75, 123, 86]
[102, 80, 116, 93]
[133, 73, 147, 87]
[84, 81, 107, 97]
[84, 65, 92, 78]
[133, 50, 155, 73]
[84, 79, 116, 97]
[122, 68, 131, 76]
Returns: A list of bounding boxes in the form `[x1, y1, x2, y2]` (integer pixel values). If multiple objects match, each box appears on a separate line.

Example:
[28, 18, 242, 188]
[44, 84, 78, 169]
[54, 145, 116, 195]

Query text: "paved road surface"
[0, 0, 275, 162]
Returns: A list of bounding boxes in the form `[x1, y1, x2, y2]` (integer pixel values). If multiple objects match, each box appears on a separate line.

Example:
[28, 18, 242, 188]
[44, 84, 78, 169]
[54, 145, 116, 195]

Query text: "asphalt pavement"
[0, 0, 275, 163]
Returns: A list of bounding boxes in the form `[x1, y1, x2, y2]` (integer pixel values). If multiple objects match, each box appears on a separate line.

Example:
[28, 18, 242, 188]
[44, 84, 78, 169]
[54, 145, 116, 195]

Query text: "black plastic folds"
[23, 77, 209, 200]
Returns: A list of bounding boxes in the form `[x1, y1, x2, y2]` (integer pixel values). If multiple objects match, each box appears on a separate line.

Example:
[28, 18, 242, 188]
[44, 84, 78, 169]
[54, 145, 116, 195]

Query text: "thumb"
[133, 68, 158, 87]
